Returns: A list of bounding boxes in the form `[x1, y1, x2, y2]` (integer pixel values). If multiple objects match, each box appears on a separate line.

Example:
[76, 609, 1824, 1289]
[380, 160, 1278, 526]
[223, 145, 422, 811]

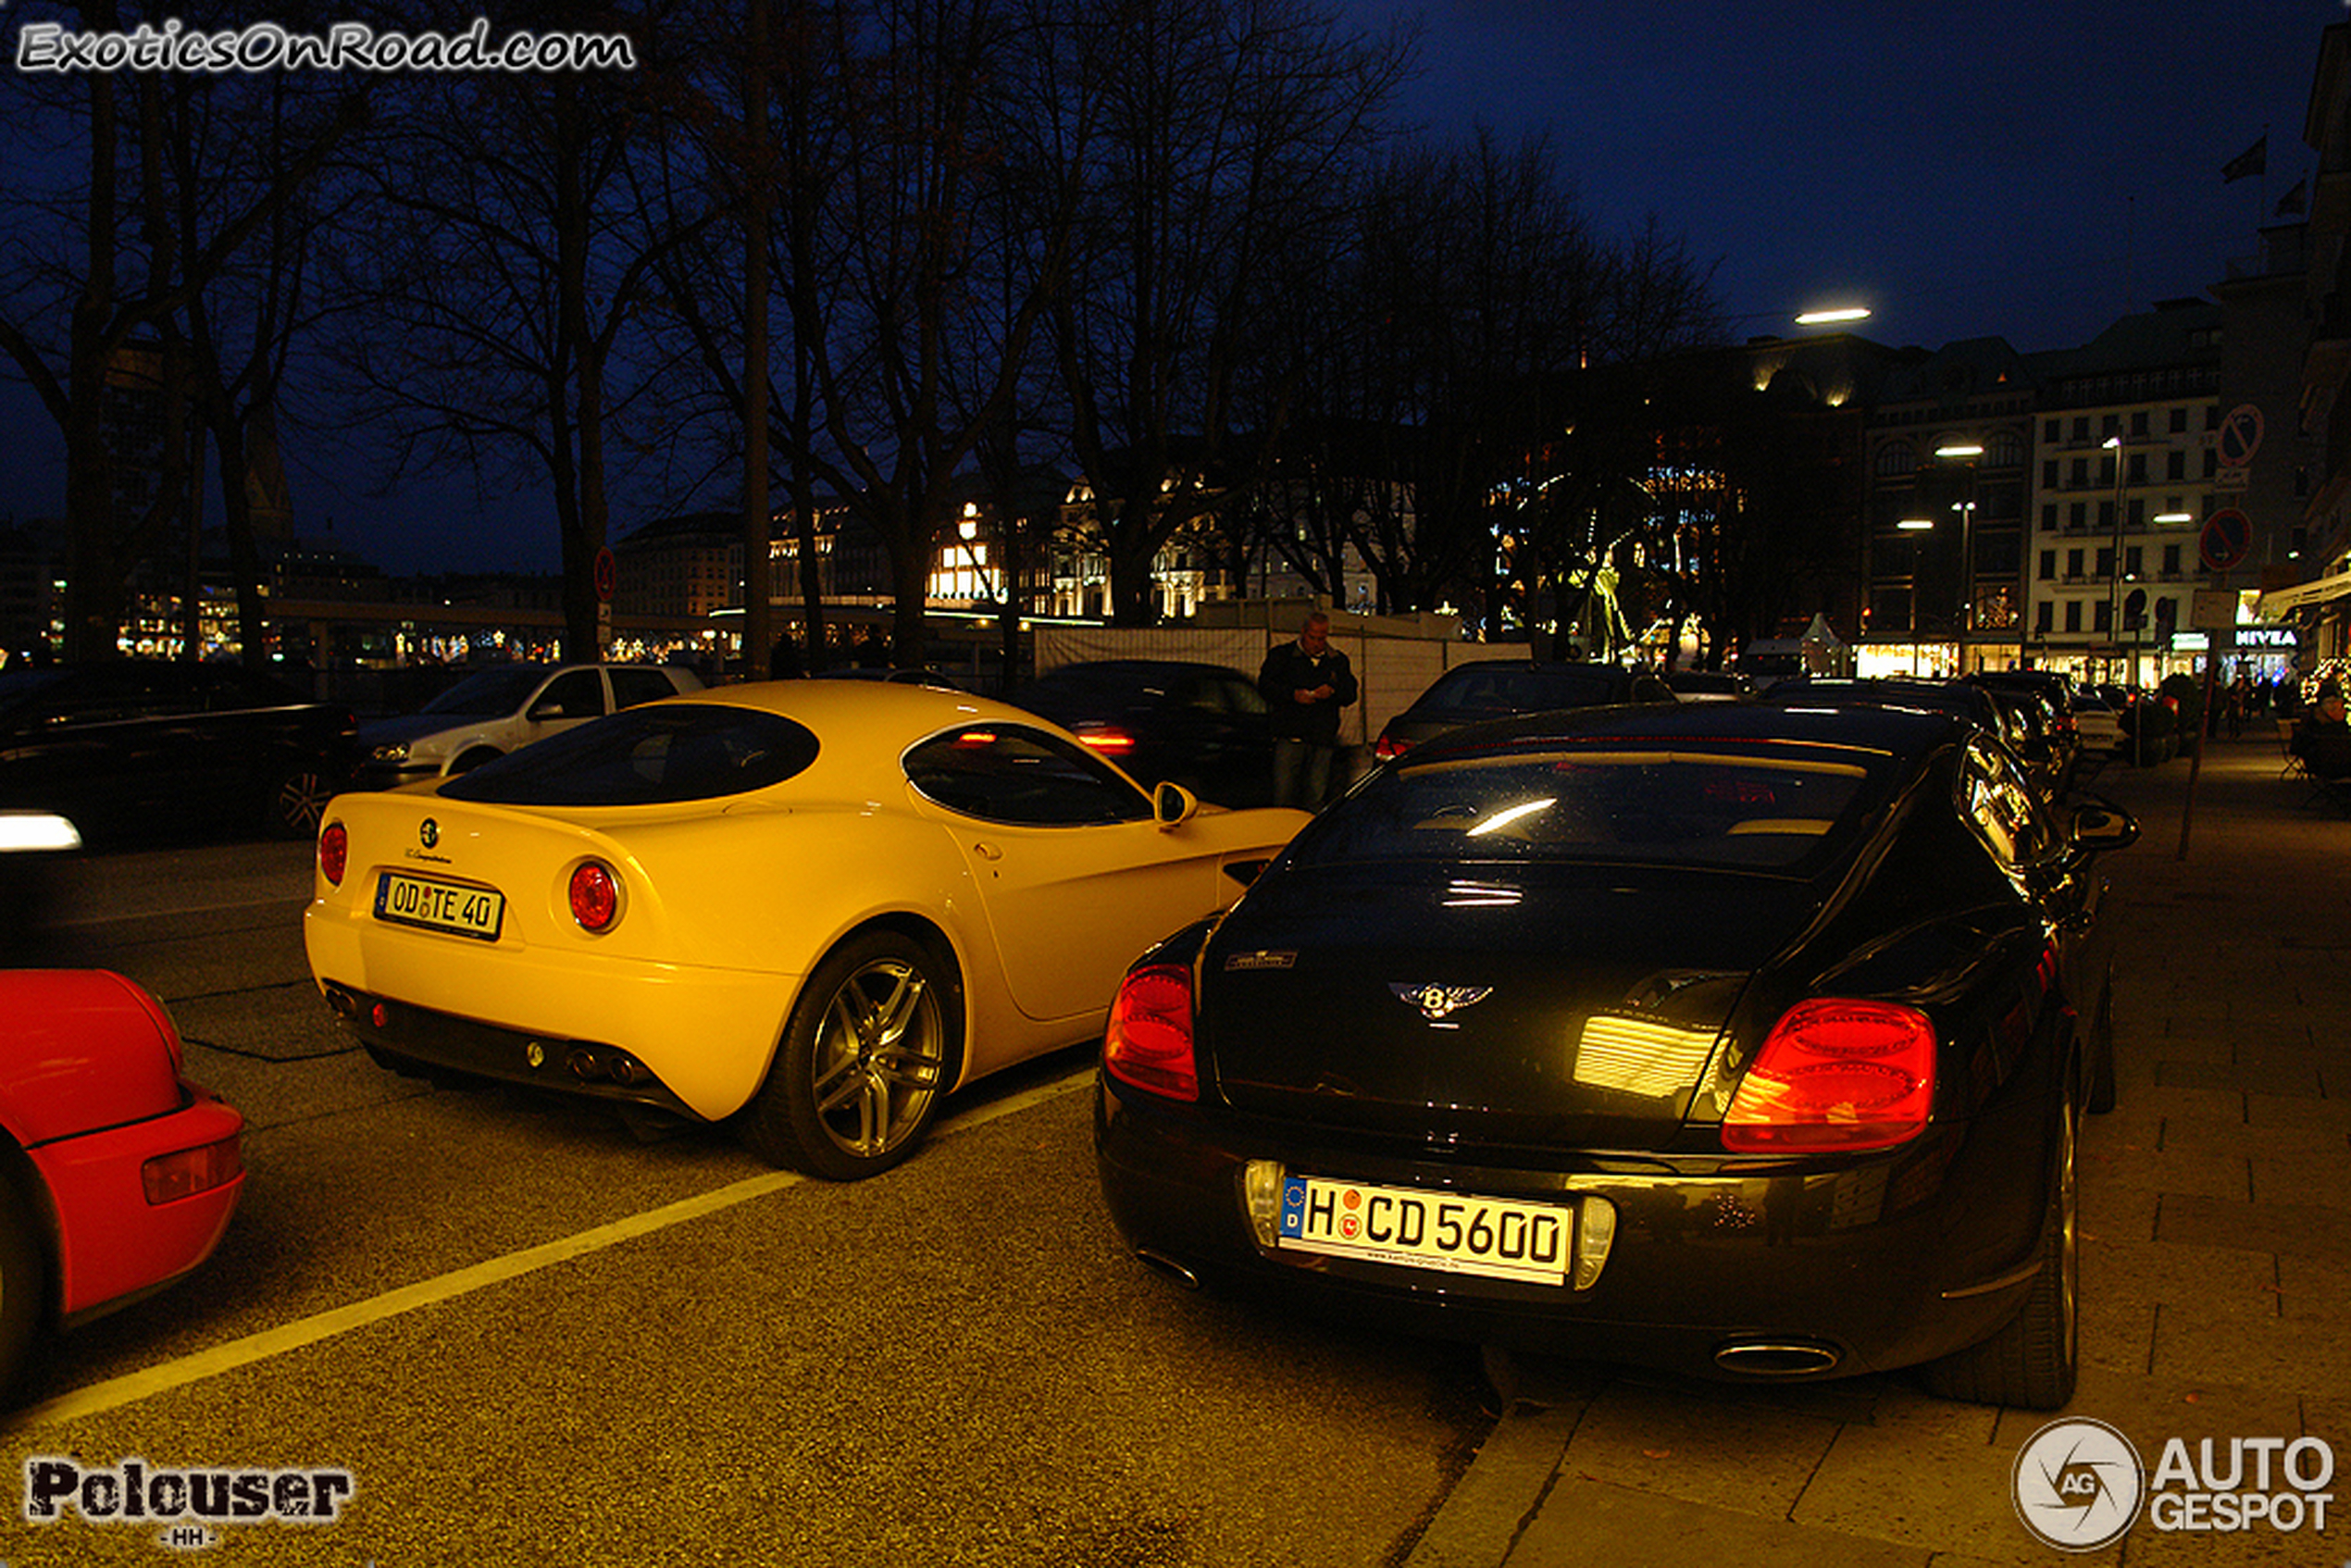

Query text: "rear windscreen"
[440, 704, 819, 806]
[1292, 746, 1891, 871]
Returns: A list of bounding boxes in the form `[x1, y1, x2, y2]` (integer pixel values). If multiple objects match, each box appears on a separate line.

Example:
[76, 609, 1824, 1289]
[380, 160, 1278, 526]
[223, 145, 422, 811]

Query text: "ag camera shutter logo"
[2013, 1418, 2145, 1552]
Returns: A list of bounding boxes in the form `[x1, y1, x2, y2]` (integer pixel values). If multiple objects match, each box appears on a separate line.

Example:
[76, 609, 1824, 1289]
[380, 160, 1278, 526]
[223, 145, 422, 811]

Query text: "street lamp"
[2103, 436, 2127, 686]
[1934, 443, 1984, 676]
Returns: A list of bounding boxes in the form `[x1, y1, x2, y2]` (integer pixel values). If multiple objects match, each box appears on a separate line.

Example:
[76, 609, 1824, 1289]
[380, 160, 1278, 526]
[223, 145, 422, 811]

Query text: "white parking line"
[6, 1066, 1094, 1431]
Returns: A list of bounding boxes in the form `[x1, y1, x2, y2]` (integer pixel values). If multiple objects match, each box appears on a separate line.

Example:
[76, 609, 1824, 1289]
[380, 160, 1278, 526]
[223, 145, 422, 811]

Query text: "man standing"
[1259, 610, 1358, 809]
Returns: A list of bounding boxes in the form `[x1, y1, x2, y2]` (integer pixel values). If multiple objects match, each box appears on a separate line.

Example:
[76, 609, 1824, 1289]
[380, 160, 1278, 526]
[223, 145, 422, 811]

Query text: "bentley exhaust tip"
[1134, 1250, 1201, 1290]
[1712, 1339, 1842, 1377]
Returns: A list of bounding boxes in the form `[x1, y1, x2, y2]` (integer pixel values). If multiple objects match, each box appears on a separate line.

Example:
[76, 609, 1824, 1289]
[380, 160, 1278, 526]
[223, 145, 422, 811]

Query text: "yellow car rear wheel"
[740, 931, 960, 1179]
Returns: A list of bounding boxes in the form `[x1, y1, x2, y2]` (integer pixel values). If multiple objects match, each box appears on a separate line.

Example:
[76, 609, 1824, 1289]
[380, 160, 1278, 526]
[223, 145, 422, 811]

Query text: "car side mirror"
[1154, 781, 1199, 829]
[2069, 800, 2140, 855]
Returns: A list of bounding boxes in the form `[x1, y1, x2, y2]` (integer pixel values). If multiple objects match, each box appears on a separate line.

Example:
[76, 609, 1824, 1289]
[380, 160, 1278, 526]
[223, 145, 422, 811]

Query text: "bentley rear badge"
[1391, 983, 1492, 1021]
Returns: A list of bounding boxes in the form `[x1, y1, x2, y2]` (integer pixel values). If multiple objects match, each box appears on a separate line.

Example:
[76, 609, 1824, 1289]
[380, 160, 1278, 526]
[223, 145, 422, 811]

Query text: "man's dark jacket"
[1258, 640, 1358, 745]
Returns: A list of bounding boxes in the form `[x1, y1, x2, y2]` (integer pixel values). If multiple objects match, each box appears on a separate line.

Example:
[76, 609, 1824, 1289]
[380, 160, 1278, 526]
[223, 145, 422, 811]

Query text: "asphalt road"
[3, 840, 1490, 1566]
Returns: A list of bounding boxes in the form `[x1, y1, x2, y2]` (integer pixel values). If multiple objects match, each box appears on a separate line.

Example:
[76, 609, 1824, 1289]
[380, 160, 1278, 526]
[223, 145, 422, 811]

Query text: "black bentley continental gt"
[1094, 701, 2139, 1409]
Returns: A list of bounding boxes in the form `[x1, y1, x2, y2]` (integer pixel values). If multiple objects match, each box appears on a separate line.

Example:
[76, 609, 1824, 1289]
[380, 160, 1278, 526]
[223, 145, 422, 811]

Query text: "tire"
[2086, 977, 2118, 1115]
[266, 764, 336, 840]
[738, 932, 960, 1180]
[1920, 1092, 2079, 1410]
[0, 1182, 48, 1401]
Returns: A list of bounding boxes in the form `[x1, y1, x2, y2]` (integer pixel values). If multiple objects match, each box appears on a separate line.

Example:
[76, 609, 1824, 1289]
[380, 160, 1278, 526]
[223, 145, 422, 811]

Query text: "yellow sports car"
[304, 680, 1308, 1177]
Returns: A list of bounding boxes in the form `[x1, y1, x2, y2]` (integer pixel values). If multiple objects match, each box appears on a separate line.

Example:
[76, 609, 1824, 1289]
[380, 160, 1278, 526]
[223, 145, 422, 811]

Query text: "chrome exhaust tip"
[1712, 1339, 1843, 1376]
[1134, 1249, 1201, 1290]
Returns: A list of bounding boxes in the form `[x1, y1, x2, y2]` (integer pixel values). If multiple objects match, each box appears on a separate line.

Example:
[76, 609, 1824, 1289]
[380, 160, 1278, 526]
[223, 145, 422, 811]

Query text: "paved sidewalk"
[1406, 732, 2351, 1567]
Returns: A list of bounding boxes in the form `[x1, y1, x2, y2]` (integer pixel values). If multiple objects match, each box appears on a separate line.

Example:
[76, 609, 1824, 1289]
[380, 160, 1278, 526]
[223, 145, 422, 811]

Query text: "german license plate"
[1276, 1176, 1572, 1286]
[374, 872, 505, 941]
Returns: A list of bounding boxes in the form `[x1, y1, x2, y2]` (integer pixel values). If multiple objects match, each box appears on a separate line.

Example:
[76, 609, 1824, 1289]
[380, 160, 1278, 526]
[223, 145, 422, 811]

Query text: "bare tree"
[1044, 0, 1408, 624]
[325, 39, 696, 661]
[0, 0, 363, 660]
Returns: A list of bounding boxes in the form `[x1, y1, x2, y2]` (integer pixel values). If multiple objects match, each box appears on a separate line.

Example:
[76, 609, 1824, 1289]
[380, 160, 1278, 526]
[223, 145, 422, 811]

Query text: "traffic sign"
[2199, 509, 2251, 572]
[2216, 404, 2264, 468]
[593, 546, 617, 604]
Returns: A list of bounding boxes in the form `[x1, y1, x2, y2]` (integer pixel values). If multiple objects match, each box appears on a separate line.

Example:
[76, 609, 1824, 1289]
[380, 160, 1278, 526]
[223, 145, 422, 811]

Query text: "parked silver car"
[356, 663, 702, 787]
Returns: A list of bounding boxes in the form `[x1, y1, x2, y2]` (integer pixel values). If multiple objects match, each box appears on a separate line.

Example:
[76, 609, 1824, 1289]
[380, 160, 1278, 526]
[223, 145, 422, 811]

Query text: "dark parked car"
[0, 661, 358, 840]
[1759, 677, 2062, 798]
[1373, 660, 1671, 761]
[1010, 660, 1275, 807]
[1967, 670, 2079, 789]
[1097, 701, 2139, 1410]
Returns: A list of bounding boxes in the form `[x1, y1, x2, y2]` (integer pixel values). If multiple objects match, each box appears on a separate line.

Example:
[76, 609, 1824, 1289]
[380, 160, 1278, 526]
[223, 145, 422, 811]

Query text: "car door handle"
[972, 841, 1003, 861]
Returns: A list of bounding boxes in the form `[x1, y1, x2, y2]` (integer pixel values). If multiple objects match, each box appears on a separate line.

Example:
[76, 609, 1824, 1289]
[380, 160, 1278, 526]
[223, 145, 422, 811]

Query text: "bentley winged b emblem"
[1390, 982, 1493, 1022]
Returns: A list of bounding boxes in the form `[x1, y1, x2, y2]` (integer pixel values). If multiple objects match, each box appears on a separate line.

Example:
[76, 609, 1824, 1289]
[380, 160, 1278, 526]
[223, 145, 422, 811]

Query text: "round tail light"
[318, 822, 348, 887]
[568, 860, 621, 932]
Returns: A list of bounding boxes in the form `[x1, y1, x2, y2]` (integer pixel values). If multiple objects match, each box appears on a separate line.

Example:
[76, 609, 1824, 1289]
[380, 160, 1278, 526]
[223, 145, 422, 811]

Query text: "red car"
[0, 970, 246, 1394]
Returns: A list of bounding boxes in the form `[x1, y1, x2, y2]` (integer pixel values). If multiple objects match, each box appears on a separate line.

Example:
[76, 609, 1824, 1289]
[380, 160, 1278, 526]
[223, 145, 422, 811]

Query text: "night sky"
[1352, 0, 2343, 352]
[1, 0, 2344, 576]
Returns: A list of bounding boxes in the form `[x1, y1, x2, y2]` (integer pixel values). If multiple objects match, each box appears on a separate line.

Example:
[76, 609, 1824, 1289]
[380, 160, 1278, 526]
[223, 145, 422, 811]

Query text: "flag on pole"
[2277, 178, 2307, 217]
[2222, 135, 2268, 183]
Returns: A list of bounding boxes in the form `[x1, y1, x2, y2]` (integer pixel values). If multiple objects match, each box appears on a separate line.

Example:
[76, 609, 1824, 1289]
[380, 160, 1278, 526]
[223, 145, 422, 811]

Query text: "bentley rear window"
[1294, 745, 1889, 870]
[440, 704, 818, 806]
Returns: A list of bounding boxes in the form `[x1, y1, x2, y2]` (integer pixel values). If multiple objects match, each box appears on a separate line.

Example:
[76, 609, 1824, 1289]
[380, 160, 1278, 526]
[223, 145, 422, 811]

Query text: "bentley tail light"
[1374, 731, 1412, 761]
[1104, 963, 1199, 1101]
[317, 822, 348, 887]
[1722, 999, 1935, 1152]
[568, 860, 621, 932]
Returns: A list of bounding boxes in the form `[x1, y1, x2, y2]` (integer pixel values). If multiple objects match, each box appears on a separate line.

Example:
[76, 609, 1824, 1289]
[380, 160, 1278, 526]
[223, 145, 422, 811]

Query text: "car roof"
[1399, 690, 1966, 765]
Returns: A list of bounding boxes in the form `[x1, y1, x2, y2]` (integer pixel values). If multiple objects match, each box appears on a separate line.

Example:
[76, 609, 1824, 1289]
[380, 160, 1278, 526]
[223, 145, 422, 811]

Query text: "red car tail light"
[1374, 731, 1412, 761]
[1722, 999, 1935, 1152]
[1104, 963, 1199, 1101]
[143, 1133, 244, 1204]
[568, 860, 621, 932]
[318, 821, 348, 887]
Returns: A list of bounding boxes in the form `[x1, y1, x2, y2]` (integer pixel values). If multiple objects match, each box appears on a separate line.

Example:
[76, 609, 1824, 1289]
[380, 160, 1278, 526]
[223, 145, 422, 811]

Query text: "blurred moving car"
[0, 661, 358, 840]
[1010, 660, 1275, 808]
[0, 811, 81, 963]
[0, 970, 246, 1396]
[355, 663, 702, 788]
[1373, 661, 1672, 761]
[1097, 701, 2140, 1410]
[306, 681, 1309, 1178]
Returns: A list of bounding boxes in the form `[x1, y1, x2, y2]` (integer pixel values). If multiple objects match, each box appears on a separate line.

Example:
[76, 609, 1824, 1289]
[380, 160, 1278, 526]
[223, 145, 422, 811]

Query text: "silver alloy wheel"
[270, 768, 333, 838]
[806, 955, 946, 1161]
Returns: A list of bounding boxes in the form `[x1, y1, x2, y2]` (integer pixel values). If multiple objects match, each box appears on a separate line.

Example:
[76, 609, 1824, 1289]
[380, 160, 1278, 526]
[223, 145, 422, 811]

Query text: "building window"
[2069, 458, 2089, 487]
[2094, 600, 2112, 633]
[2125, 545, 2143, 577]
[2038, 550, 2056, 580]
[2066, 548, 2084, 578]
[2044, 419, 2061, 442]
[2042, 503, 2059, 529]
[2064, 600, 2083, 632]
[2170, 407, 2188, 433]
[2035, 600, 2054, 634]
[2069, 503, 2087, 529]
[2131, 410, 2149, 438]
[2162, 543, 2182, 575]
[2071, 417, 2090, 441]
[1874, 441, 1918, 478]
[2168, 450, 2185, 480]
[2096, 546, 2114, 579]
[2043, 460, 2059, 488]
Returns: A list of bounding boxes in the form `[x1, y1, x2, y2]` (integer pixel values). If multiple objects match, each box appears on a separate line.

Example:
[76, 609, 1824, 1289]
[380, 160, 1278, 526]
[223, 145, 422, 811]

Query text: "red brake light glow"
[1374, 732, 1412, 761]
[568, 861, 621, 933]
[1103, 962, 1199, 1101]
[1077, 726, 1138, 756]
[318, 822, 348, 887]
[1722, 999, 1935, 1152]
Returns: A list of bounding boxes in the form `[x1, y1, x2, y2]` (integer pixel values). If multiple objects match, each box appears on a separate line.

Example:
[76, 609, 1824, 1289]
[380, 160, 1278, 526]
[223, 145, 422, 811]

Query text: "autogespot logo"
[2013, 1418, 2145, 1552]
